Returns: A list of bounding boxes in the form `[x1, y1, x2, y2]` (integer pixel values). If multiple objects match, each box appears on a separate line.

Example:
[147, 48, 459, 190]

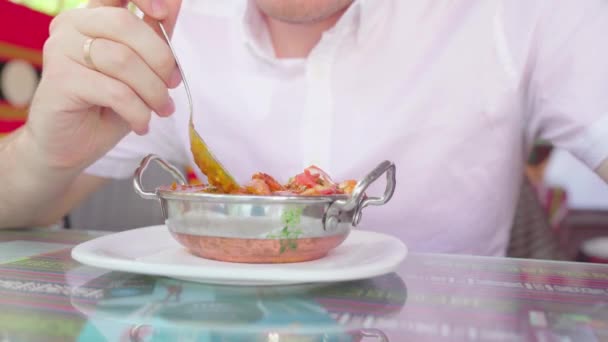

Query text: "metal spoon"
[158, 22, 240, 193]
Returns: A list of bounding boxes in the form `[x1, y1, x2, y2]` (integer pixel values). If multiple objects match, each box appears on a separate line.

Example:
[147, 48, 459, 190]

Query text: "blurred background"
[8, 0, 85, 15]
[1, 0, 607, 263]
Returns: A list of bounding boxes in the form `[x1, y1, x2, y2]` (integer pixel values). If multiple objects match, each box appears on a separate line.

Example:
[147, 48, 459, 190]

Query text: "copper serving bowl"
[133, 154, 396, 264]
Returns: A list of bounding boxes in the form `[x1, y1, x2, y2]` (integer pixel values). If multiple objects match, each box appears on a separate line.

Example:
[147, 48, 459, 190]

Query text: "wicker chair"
[506, 179, 568, 260]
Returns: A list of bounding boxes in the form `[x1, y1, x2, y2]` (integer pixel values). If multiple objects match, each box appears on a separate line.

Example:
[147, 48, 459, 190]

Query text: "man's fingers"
[55, 26, 175, 116]
[65, 32, 174, 117]
[58, 7, 178, 88]
[66, 62, 153, 135]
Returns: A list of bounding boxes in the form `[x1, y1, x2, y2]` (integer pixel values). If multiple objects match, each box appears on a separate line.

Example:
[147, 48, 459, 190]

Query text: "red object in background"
[0, 0, 53, 52]
[0, 0, 52, 135]
[0, 120, 25, 132]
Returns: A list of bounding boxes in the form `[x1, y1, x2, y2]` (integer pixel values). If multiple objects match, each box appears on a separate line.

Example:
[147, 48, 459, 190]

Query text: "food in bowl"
[167, 165, 357, 197]
[134, 155, 396, 264]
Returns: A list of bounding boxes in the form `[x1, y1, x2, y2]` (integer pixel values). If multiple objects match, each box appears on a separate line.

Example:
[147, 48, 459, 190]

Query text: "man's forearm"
[0, 127, 81, 228]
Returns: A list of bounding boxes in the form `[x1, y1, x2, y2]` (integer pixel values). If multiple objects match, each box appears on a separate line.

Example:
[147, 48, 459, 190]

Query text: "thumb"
[141, 0, 182, 39]
[163, 0, 182, 37]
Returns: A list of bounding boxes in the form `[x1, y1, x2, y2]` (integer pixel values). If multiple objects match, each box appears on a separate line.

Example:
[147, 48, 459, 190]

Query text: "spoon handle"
[158, 22, 240, 192]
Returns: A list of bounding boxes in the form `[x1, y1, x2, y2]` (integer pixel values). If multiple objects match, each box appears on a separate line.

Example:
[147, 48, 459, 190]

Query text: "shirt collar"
[237, 0, 390, 61]
[239, 0, 275, 62]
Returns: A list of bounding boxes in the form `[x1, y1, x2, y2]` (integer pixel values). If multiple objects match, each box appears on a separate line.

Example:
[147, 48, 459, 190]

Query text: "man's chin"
[255, 0, 354, 25]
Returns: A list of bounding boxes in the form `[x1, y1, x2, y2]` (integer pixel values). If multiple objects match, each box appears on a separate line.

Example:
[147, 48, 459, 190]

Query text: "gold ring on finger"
[83, 37, 98, 71]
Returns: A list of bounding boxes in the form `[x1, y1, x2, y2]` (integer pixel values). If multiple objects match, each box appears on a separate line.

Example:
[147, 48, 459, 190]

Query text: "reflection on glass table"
[68, 272, 406, 341]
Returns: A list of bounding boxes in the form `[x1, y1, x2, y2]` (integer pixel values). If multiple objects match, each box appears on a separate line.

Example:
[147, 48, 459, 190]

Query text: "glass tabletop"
[0, 228, 607, 341]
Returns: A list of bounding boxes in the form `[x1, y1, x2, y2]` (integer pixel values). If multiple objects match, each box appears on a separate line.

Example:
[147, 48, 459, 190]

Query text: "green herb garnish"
[267, 207, 303, 253]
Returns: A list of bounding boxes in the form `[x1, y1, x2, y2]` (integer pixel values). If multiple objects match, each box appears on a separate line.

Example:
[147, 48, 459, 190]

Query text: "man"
[1, 0, 607, 256]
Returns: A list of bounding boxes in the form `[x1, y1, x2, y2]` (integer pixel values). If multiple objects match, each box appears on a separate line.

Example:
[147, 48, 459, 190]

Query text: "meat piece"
[244, 178, 272, 195]
[252, 172, 285, 192]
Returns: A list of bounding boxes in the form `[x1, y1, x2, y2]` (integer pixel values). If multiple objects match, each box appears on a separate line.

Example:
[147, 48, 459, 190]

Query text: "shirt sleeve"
[84, 112, 189, 179]
[525, 0, 608, 170]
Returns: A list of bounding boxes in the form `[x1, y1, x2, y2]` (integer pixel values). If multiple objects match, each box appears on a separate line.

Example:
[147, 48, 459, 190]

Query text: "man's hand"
[0, 0, 183, 228]
[26, 0, 182, 171]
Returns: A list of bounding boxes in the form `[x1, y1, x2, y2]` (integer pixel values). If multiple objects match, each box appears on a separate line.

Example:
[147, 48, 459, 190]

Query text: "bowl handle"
[327, 161, 396, 228]
[356, 328, 390, 341]
[133, 154, 188, 200]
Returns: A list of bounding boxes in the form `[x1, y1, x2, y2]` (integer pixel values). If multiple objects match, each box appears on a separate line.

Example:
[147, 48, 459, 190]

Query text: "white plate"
[71, 225, 407, 286]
